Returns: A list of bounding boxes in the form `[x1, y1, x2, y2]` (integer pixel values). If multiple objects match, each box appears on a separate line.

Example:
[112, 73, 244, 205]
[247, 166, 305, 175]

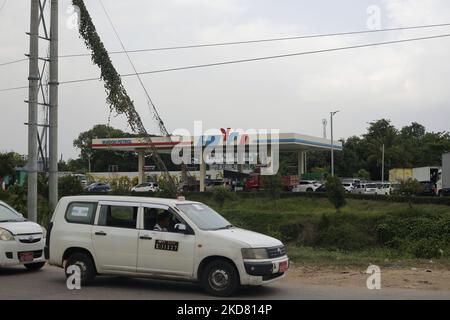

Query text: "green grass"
[187, 193, 450, 263]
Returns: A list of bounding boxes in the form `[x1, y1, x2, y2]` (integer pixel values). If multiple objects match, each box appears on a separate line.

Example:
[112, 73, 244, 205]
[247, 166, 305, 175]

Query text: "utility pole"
[381, 144, 385, 182]
[330, 110, 340, 177]
[48, 0, 59, 211]
[27, 0, 40, 222]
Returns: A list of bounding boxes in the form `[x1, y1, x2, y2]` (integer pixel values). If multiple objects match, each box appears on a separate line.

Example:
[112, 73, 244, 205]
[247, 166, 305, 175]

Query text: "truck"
[412, 167, 441, 183]
[244, 170, 299, 191]
[436, 153, 450, 196]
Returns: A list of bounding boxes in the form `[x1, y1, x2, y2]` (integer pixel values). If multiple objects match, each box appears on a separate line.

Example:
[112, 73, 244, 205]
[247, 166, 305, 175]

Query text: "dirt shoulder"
[285, 263, 450, 291]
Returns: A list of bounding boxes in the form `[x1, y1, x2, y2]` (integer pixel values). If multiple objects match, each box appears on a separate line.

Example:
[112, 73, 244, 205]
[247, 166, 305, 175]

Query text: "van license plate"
[19, 252, 34, 262]
[279, 261, 288, 273]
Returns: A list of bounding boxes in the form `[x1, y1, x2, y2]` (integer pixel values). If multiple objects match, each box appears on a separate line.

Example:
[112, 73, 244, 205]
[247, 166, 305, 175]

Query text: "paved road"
[1, 266, 449, 300]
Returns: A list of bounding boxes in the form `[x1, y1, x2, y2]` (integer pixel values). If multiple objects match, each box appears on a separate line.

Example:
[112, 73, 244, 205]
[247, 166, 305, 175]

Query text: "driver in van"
[154, 212, 171, 231]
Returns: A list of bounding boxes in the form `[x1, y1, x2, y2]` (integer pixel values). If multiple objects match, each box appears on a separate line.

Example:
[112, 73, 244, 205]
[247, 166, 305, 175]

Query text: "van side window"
[66, 202, 97, 225]
[98, 205, 138, 229]
[143, 207, 181, 232]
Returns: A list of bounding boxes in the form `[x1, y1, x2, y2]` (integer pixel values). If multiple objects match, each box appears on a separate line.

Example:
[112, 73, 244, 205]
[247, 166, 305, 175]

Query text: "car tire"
[24, 262, 46, 271]
[201, 260, 240, 297]
[65, 253, 96, 286]
[306, 188, 313, 192]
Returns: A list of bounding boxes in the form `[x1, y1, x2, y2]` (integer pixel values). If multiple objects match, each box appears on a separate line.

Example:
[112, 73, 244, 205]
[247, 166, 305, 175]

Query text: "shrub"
[59, 175, 84, 197]
[212, 187, 235, 207]
[325, 176, 347, 212]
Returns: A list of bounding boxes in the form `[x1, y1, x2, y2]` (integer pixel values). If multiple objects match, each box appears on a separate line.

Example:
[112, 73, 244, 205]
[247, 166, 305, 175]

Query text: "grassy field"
[187, 193, 450, 266]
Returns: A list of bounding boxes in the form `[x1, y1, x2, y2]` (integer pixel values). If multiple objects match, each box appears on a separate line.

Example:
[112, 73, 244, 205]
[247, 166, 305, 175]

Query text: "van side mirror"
[174, 223, 187, 233]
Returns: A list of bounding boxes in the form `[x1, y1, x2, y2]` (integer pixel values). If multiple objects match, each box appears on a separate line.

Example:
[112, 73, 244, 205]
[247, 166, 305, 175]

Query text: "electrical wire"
[2, 22, 450, 68]
[2, 32, 450, 93]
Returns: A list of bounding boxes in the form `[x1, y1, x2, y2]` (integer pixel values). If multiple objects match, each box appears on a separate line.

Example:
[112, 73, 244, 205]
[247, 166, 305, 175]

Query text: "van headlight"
[0, 228, 14, 241]
[241, 248, 268, 260]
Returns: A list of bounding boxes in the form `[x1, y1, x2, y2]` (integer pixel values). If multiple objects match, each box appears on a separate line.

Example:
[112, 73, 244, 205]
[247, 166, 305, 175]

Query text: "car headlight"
[0, 228, 15, 241]
[41, 226, 47, 238]
[241, 248, 269, 260]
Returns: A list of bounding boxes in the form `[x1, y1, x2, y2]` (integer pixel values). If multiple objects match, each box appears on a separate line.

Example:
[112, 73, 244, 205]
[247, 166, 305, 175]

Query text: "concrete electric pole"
[27, 0, 40, 222]
[48, 0, 59, 211]
[27, 0, 59, 221]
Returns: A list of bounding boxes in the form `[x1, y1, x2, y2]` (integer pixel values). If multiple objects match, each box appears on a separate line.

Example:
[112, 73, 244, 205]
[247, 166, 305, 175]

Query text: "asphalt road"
[0, 265, 449, 300]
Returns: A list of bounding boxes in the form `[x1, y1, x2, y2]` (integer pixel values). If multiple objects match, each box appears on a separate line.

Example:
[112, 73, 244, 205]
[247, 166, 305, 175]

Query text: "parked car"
[0, 201, 46, 270]
[342, 183, 354, 193]
[131, 182, 159, 193]
[417, 181, 436, 196]
[315, 185, 327, 193]
[352, 183, 367, 194]
[364, 183, 379, 195]
[87, 182, 111, 192]
[47, 196, 289, 297]
[292, 180, 321, 193]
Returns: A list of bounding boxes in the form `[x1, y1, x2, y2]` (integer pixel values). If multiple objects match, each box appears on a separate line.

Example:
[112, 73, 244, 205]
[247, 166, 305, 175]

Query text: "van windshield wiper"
[214, 224, 234, 230]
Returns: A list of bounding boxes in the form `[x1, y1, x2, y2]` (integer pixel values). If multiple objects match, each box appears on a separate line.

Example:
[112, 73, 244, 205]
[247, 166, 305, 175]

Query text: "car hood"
[0, 221, 43, 235]
[210, 227, 282, 248]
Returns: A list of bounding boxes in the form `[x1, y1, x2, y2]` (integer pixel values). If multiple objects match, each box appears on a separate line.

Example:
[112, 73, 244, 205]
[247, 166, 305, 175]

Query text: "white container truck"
[436, 153, 450, 196]
[412, 166, 441, 183]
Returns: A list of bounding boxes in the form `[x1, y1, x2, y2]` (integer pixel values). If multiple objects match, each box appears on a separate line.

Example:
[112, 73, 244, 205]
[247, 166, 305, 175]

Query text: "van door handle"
[95, 231, 107, 236]
[139, 235, 153, 240]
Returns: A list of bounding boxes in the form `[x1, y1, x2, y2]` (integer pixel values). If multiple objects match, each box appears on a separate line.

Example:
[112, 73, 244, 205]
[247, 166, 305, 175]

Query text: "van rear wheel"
[201, 260, 239, 297]
[65, 253, 96, 286]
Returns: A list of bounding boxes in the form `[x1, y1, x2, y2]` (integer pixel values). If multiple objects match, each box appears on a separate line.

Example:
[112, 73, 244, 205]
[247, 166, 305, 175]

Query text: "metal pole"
[330, 113, 334, 177]
[27, 0, 40, 222]
[330, 110, 339, 177]
[381, 144, 385, 182]
[48, 0, 59, 211]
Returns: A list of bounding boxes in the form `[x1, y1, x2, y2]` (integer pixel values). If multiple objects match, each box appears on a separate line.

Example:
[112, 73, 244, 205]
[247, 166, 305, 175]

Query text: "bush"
[59, 175, 84, 197]
[325, 176, 347, 212]
[212, 187, 235, 207]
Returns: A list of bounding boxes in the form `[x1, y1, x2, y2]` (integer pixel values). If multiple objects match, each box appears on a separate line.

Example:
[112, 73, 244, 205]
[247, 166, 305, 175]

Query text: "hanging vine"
[72, 0, 177, 196]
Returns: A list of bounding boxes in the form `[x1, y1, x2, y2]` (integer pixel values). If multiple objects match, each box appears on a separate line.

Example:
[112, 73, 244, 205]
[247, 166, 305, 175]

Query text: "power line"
[2, 22, 450, 68]
[59, 22, 450, 56]
[2, 32, 450, 93]
[0, 57, 28, 67]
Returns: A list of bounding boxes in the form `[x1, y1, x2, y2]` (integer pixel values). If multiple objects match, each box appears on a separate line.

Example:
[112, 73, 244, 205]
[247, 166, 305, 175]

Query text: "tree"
[399, 179, 422, 208]
[73, 124, 138, 172]
[0, 152, 25, 177]
[356, 169, 371, 180]
[325, 176, 347, 212]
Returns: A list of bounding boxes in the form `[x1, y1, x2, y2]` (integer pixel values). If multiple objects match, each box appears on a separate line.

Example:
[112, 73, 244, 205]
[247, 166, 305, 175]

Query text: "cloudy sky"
[1, 0, 450, 159]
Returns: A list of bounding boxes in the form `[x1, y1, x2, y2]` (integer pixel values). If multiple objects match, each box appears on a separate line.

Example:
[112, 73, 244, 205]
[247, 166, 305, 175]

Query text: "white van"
[47, 196, 289, 296]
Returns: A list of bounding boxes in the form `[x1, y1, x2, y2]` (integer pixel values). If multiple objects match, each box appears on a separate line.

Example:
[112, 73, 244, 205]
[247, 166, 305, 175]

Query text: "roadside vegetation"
[187, 192, 450, 265]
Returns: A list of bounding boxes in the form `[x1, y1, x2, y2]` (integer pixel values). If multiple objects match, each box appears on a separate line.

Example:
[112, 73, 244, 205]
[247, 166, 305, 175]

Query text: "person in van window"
[154, 212, 171, 231]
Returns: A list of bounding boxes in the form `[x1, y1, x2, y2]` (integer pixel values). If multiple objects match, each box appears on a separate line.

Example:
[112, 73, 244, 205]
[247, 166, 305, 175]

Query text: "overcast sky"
[1, 0, 450, 159]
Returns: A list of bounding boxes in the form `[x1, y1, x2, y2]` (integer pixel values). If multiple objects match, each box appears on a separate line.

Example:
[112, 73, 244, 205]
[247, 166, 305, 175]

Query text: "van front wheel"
[65, 253, 96, 286]
[201, 260, 239, 297]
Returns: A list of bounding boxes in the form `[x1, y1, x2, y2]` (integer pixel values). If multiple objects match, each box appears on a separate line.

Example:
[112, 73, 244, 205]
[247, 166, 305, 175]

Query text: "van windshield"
[0, 204, 24, 222]
[176, 203, 232, 231]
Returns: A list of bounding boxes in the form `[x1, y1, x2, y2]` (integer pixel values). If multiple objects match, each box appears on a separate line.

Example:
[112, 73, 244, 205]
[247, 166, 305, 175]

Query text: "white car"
[342, 183, 354, 193]
[131, 182, 159, 193]
[0, 201, 46, 270]
[48, 195, 289, 297]
[363, 183, 391, 195]
[292, 180, 321, 193]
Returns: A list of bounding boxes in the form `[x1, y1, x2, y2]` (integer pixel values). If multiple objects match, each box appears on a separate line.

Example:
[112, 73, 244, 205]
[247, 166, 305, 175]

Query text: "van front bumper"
[241, 256, 289, 285]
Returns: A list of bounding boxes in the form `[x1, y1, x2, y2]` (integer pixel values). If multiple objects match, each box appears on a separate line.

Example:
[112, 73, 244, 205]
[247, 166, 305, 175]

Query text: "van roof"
[59, 195, 199, 206]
